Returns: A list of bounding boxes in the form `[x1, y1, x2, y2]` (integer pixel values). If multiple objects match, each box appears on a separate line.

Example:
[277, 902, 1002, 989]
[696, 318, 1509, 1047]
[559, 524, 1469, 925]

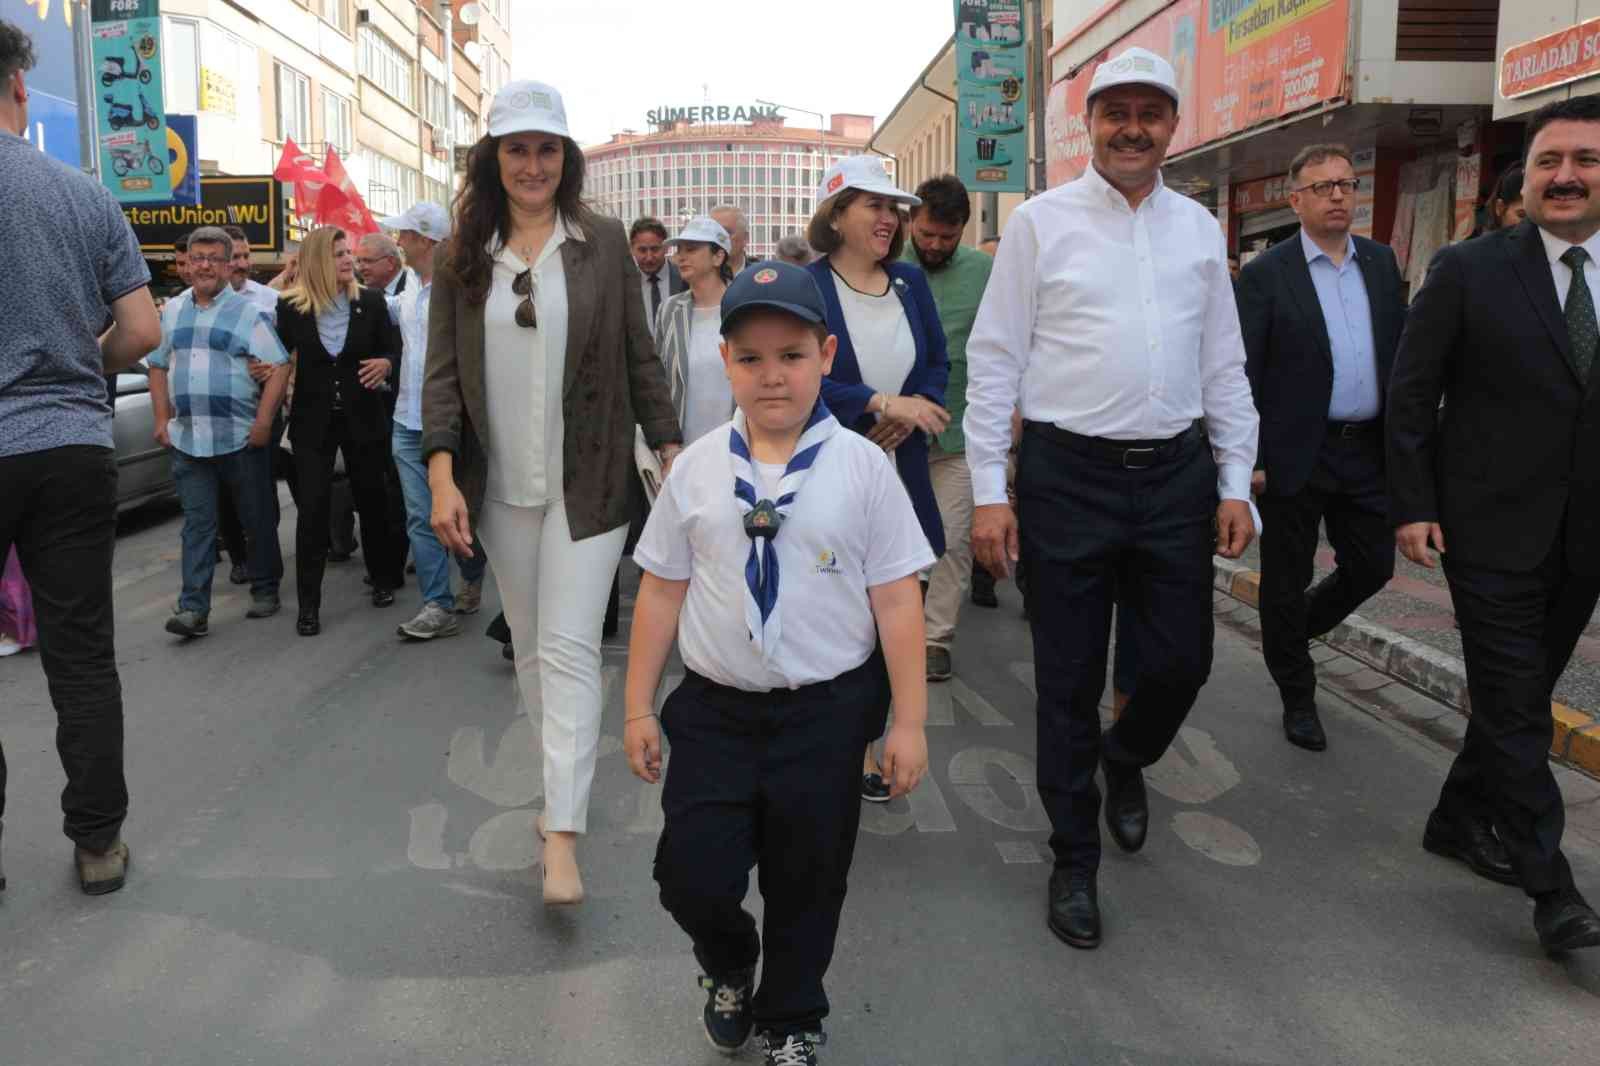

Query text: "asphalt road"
[2, 500, 1599, 1065]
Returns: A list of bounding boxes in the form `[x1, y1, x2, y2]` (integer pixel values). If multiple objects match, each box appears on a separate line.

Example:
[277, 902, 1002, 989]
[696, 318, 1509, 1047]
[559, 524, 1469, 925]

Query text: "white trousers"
[479, 499, 627, 834]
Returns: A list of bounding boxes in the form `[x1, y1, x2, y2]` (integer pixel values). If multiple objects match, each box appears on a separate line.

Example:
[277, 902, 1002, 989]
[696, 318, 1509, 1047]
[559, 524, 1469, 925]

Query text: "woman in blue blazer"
[806, 156, 950, 800]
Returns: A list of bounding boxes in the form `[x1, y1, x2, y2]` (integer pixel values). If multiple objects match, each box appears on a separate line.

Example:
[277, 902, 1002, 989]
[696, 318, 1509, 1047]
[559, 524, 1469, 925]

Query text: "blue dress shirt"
[1301, 229, 1379, 421]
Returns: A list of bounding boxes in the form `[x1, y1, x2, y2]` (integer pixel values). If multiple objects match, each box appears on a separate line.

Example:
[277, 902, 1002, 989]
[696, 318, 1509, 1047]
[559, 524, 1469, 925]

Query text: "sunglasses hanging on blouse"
[513, 269, 537, 329]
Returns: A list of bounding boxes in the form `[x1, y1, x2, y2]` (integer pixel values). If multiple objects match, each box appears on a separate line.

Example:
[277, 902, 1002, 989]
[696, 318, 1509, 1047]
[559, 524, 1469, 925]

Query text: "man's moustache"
[1546, 184, 1589, 198]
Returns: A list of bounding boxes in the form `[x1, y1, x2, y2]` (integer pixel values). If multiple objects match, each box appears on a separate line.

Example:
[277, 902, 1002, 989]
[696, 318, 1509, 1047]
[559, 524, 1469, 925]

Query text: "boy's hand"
[625, 714, 663, 784]
[880, 722, 927, 798]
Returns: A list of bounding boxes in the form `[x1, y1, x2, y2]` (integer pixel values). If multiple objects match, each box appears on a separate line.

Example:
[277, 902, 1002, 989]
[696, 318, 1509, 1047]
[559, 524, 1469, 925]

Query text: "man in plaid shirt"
[148, 226, 291, 637]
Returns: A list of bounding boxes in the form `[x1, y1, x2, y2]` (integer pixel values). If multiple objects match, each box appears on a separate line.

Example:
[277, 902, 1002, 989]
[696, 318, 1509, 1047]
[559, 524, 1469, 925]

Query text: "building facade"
[583, 113, 883, 259]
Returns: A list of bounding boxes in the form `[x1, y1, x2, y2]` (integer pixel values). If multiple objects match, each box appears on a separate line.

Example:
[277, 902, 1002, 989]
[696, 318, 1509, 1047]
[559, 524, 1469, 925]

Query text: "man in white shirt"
[224, 226, 281, 324]
[965, 46, 1258, 950]
[711, 204, 757, 275]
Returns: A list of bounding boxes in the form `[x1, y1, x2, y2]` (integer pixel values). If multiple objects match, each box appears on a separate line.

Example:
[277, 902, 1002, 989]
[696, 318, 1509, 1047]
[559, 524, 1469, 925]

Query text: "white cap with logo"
[487, 80, 571, 139]
[815, 156, 921, 208]
[665, 215, 731, 253]
[1087, 46, 1181, 108]
[379, 202, 451, 241]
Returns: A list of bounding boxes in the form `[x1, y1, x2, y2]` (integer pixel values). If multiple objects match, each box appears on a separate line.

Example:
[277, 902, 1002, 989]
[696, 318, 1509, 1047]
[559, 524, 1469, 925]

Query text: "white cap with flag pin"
[815, 156, 921, 208]
[1086, 46, 1181, 108]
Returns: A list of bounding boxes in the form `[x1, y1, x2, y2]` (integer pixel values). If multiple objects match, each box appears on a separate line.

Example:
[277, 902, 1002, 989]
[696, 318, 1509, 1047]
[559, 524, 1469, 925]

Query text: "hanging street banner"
[955, 0, 1028, 194]
[90, 0, 173, 202]
[1500, 17, 1600, 100]
[1047, 0, 1350, 185]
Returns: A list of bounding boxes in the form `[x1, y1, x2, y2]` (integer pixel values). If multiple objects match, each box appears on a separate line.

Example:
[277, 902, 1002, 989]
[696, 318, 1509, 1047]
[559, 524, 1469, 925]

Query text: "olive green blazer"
[420, 214, 680, 541]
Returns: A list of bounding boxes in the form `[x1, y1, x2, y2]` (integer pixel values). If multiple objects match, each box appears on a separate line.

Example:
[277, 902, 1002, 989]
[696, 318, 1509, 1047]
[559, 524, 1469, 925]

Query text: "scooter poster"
[955, 0, 1027, 194]
[90, 0, 172, 202]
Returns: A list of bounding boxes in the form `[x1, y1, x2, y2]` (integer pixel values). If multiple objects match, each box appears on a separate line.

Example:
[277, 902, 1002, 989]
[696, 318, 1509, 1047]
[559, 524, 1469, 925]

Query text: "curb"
[1211, 558, 1600, 779]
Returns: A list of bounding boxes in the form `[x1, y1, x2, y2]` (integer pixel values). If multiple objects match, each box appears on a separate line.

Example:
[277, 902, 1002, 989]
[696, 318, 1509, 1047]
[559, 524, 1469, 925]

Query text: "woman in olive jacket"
[422, 81, 680, 905]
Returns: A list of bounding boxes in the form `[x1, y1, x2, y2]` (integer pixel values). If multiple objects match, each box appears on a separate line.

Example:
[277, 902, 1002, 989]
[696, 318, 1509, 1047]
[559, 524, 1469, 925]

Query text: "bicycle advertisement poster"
[90, 0, 172, 202]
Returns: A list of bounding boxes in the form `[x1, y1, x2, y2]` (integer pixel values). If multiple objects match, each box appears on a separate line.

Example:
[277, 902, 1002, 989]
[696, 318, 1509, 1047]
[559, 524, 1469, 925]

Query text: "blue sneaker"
[762, 1031, 824, 1066]
[699, 968, 755, 1054]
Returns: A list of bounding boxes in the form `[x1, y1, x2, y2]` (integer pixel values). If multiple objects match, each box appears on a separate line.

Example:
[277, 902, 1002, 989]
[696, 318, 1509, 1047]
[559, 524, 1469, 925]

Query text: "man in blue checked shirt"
[148, 226, 292, 638]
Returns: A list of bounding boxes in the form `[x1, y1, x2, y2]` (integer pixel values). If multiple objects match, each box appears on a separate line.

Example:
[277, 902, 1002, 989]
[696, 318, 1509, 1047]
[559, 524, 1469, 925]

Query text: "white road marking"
[447, 717, 542, 809]
[407, 802, 452, 870]
[1171, 811, 1262, 867]
[468, 809, 542, 871]
[947, 746, 1050, 832]
[1146, 727, 1241, 805]
[994, 841, 1045, 864]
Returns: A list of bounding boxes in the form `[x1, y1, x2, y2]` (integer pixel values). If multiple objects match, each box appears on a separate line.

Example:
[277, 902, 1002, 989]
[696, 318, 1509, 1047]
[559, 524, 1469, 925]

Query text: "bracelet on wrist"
[625, 712, 657, 723]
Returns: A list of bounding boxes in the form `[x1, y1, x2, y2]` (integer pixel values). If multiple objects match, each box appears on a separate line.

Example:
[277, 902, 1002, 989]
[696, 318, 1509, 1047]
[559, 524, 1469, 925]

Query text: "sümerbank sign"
[1209, 0, 1334, 52]
[647, 103, 783, 127]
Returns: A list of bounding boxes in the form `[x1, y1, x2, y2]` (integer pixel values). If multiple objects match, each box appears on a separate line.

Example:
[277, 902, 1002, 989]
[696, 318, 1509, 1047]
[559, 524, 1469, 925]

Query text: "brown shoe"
[75, 839, 130, 896]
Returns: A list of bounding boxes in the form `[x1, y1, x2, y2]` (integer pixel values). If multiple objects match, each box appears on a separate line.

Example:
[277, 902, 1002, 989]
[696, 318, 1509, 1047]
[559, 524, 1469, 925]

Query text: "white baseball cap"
[816, 156, 920, 208]
[665, 215, 731, 253]
[487, 80, 571, 139]
[379, 202, 451, 241]
[1087, 46, 1181, 108]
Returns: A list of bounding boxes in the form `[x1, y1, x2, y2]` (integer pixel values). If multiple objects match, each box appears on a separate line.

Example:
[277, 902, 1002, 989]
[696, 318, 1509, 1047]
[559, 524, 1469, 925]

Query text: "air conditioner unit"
[357, 9, 371, 24]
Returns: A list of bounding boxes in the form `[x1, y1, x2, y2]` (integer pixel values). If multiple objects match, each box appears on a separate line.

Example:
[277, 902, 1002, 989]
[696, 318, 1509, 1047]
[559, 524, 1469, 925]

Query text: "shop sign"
[123, 175, 285, 253]
[1500, 18, 1600, 100]
[200, 67, 237, 116]
[1232, 173, 1291, 214]
[955, 0, 1028, 193]
[647, 103, 781, 127]
[1047, 0, 1350, 185]
[90, 0, 172, 202]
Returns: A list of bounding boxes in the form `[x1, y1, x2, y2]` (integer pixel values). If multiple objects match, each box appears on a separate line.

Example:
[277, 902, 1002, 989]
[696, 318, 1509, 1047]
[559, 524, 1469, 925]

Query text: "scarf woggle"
[728, 401, 838, 664]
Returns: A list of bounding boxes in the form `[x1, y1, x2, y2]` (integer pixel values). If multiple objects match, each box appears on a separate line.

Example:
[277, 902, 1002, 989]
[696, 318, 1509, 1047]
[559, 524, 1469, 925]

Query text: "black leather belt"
[1024, 420, 1202, 470]
[1325, 419, 1378, 439]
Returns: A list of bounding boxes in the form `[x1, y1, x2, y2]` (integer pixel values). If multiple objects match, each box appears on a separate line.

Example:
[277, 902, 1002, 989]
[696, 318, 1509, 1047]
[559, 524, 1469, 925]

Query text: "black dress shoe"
[1534, 891, 1600, 954]
[296, 608, 321, 637]
[1283, 703, 1327, 751]
[328, 549, 353, 563]
[1047, 868, 1101, 949]
[371, 587, 396, 608]
[1422, 809, 1518, 886]
[1102, 755, 1148, 853]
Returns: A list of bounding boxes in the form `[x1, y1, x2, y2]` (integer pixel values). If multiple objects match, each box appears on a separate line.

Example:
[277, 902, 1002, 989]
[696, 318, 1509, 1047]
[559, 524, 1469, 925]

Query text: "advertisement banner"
[90, 0, 172, 202]
[1500, 17, 1600, 101]
[1048, 0, 1350, 184]
[3, 0, 82, 165]
[160, 114, 199, 206]
[954, 0, 1028, 194]
[123, 175, 285, 252]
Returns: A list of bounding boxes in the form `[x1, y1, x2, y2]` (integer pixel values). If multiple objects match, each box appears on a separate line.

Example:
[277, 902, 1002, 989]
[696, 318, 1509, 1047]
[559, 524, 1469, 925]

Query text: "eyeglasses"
[1294, 178, 1361, 198]
[513, 269, 537, 329]
[355, 255, 395, 266]
[188, 254, 227, 266]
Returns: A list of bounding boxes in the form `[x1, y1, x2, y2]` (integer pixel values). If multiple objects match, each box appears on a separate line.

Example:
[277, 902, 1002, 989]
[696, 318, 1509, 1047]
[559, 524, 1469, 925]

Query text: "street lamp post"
[756, 99, 828, 159]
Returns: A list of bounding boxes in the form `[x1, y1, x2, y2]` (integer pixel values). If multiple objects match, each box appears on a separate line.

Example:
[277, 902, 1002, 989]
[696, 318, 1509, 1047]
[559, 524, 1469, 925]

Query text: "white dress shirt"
[964, 166, 1258, 507]
[236, 278, 280, 326]
[483, 217, 576, 507]
[1539, 226, 1600, 312]
[386, 275, 432, 431]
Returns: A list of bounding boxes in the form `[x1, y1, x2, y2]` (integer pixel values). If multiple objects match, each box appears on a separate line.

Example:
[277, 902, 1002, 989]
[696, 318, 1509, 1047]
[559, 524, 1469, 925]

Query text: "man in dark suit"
[1238, 144, 1405, 753]
[1389, 95, 1600, 954]
[628, 216, 684, 324]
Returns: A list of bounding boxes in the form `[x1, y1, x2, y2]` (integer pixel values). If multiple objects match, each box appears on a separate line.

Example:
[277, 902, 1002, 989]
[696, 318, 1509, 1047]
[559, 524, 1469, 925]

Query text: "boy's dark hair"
[724, 307, 830, 348]
[630, 216, 669, 243]
[0, 19, 37, 87]
[1288, 143, 1354, 181]
[174, 233, 190, 253]
[1524, 94, 1600, 162]
[807, 189, 907, 263]
[910, 175, 972, 228]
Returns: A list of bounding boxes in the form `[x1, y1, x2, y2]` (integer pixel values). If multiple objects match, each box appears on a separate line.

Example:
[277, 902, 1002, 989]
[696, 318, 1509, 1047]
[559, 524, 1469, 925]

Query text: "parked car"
[112, 371, 175, 510]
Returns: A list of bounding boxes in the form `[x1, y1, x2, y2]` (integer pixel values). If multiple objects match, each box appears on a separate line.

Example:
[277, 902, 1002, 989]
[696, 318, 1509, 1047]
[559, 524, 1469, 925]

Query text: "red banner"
[1047, 0, 1350, 185]
[1500, 18, 1600, 100]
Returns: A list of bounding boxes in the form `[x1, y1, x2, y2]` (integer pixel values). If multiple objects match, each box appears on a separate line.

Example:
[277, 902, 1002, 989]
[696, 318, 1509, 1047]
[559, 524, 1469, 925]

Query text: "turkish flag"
[273, 138, 336, 221]
[319, 147, 379, 236]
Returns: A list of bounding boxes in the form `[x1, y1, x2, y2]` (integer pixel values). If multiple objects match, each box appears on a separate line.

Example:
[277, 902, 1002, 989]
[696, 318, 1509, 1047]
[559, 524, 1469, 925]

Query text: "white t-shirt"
[833, 272, 915, 399]
[681, 305, 733, 446]
[634, 423, 935, 692]
[483, 220, 574, 507]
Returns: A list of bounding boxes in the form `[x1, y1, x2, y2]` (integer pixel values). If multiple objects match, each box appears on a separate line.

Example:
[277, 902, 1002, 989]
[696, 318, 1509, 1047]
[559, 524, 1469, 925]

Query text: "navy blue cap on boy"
[720, 261, 828, 335]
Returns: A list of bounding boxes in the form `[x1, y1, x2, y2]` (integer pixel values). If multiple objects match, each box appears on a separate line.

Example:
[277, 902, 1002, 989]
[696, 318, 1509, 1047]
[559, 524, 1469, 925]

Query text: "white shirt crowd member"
[386, 276, 433, 432]
[680, 305, 733, 445]
[237, 277, 281, 325]
[964, 166, 1258, 507]
[633, 425, 934, 692]
[832, 272, 917, 401]
[482, 218, 574, 507]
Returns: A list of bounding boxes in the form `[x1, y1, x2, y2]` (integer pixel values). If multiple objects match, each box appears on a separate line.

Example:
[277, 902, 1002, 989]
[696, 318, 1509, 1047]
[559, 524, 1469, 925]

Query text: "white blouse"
[482, 217, 579, 507]
[833, 270, 915, 400]
[681, 305, 733, 445]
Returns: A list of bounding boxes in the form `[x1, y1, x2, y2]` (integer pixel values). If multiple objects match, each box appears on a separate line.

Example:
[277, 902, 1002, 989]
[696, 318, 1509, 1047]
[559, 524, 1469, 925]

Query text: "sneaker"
[456, 579, 483, 615]
[699, 968, 755, 1054]
[762, 1031, 824, 1066]
[399, 602, 462, 641]
[75, 838, 129, 896]
[246, 594, 281, 619]
[0, 635, 23, 657]
[926, 644, 952, 682]
[165, 609, 209, 638]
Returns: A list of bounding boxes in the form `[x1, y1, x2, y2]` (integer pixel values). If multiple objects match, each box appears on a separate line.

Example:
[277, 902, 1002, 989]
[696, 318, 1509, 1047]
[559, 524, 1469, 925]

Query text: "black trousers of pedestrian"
[0, 445, 128, 852]
[1436, 530, 1600, 897]
[293, 412, 401, 609]
[1256, 425, 1393, 711]
[1017, 424, 1217, 872]
[654, 652, 887, 1037]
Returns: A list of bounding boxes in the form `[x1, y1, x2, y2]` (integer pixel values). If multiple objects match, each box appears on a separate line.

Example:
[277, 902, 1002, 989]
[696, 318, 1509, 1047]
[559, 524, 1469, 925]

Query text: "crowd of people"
[4, 15, 1600, 1063]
